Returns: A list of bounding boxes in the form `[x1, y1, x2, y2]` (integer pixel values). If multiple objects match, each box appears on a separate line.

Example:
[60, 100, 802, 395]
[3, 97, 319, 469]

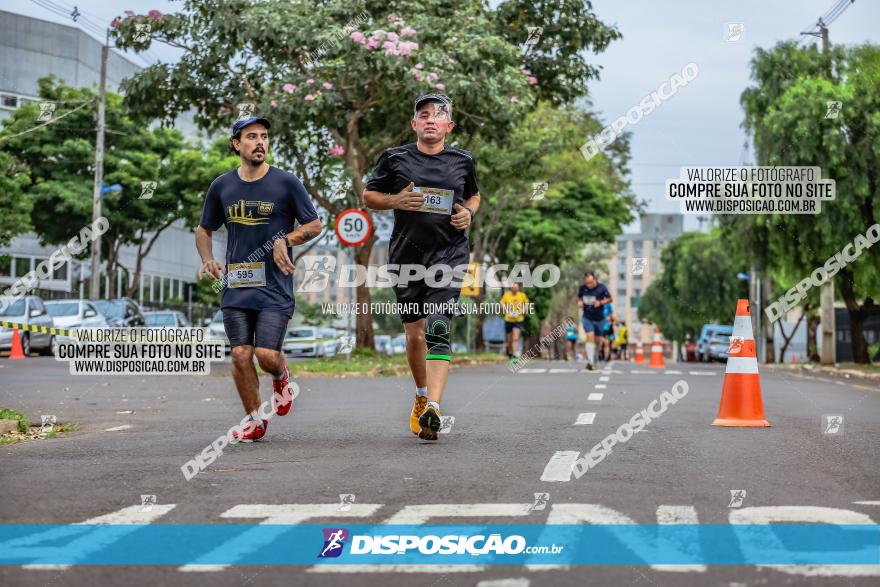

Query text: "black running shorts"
[222, 308, 291, 351]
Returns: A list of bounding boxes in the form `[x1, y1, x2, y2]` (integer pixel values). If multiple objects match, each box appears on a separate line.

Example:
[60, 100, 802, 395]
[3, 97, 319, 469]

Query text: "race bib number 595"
[228, 262, 266, 288]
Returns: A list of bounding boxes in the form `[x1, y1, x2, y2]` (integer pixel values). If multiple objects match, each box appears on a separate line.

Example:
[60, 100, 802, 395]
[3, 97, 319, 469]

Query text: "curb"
[765, 363, 880, 382]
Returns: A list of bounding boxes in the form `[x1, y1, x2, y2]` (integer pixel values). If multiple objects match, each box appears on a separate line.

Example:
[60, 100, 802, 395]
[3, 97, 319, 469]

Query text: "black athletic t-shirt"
[199, 166, 319, 315]
[578, 283, 611, 322]
[365, 143, 479, 263]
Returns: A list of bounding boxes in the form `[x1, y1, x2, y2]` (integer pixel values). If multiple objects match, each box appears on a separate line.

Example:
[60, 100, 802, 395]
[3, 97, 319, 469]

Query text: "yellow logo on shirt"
[228, 200, 273, 225]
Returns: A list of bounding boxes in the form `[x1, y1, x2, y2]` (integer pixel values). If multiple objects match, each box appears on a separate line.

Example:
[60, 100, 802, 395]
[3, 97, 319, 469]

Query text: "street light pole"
[89, 28, 109, 299]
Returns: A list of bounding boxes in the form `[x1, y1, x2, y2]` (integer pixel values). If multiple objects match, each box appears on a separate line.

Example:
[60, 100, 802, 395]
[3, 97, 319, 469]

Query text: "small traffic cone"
[713, 299, 769, 427]
[648, 328, 665, 368]
[633, 342, 644, 364]
[9, 329, 26, 360]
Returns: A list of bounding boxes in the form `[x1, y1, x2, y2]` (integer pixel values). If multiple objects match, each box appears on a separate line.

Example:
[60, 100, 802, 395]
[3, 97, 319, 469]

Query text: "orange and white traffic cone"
[648, 328, 665, 368]
[9, 329, 26, 360]
[633, 342, 644, 364]
[713, 299, 770, 427]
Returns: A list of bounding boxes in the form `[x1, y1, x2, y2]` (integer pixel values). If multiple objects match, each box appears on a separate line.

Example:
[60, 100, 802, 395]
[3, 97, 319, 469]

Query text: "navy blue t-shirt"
[578, 283, 611, 321]
[199, 166, 319, 315]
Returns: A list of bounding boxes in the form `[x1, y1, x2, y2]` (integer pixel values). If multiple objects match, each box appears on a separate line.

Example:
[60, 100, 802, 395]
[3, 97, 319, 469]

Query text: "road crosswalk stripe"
[540, 451, 578, 482]
[588, 393, 603, 401]
[21, 505, 176, 570]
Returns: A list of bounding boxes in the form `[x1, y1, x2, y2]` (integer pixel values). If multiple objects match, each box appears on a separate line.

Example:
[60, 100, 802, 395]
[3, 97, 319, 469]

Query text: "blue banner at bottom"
[0, 524, 877, 565]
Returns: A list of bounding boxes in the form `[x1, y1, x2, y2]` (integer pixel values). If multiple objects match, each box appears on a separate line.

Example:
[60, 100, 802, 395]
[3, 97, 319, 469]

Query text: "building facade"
[0, 10, 209, 307]
[604, 213, 684, 342]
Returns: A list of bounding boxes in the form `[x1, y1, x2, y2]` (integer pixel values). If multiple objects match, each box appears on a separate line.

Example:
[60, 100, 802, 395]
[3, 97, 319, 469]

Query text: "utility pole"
[799, 2, 853, 363]
[89, 28, 109, 299]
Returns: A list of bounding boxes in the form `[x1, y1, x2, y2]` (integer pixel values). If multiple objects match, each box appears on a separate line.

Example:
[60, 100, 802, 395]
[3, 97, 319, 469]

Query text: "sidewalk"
[765, 361, 880, 382]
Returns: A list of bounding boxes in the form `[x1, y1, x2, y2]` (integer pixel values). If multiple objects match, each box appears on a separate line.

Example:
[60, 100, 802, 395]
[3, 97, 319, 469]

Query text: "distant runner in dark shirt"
[577, 271, 613, 370]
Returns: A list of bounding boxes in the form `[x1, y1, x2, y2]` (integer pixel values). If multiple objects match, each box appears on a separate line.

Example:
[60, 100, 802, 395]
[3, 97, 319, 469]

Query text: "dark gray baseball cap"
[414, 93, 452, 115]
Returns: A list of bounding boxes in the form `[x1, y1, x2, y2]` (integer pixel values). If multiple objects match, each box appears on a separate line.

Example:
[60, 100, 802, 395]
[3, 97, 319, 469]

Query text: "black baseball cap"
[231, 116, 271, 138]
[414, 93, 452, 114]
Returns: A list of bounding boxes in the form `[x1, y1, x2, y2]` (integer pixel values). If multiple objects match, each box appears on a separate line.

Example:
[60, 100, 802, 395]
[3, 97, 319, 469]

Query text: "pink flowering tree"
[111, 0, 619, 347]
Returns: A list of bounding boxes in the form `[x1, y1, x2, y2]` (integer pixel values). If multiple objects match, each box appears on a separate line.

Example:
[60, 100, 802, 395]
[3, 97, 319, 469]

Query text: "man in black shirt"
[363, 94, 481, 441]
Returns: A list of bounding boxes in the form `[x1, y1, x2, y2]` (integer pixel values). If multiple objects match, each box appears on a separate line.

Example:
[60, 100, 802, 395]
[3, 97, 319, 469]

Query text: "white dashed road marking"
[574, 413, 596, 425]
[540, 451, 579, 482]
[588, 393, 603, 401]
[476, 579, 530, 587]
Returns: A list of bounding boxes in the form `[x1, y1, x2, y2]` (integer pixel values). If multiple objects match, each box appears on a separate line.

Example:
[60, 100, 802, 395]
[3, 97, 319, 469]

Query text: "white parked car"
[283, 326, 339, 358]
[144, 310, 192, 328]
[0, 296, 55, 355]
[44, 299, 109, 355]
[205, 310, 230, 353]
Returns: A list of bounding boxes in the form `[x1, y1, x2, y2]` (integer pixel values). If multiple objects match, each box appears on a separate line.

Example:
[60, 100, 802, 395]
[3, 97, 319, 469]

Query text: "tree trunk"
[763, 273, 775, 363]
[838, 268, 870, 364]
[353, 236, 376, 350]
[778, 312, 804, 363]
[807, 313, 820, 363]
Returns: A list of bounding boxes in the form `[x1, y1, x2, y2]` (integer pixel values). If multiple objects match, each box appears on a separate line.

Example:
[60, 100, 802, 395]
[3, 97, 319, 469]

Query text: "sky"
[7, 0, 879, 232]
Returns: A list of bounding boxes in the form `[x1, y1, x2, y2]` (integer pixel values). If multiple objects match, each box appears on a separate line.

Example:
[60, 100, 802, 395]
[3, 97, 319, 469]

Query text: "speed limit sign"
[334, 208, 372, 246]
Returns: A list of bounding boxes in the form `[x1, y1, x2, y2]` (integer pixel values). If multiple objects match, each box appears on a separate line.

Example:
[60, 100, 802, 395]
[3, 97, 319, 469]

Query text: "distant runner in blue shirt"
[576, 271, 613, 370]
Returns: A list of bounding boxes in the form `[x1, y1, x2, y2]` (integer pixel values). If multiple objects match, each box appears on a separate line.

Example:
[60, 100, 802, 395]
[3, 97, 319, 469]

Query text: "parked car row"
[2, 296, 437, 360]
[0, 295, 201, 356]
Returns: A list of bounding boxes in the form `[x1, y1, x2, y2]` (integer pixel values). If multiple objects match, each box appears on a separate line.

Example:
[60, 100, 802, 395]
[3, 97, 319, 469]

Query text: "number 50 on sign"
[334, 209, 372, 247]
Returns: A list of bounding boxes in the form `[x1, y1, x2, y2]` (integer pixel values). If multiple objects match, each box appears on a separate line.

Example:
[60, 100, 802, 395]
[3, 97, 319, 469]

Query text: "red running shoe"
[232, 418, 268, 443]
[272, 366, 294, 416]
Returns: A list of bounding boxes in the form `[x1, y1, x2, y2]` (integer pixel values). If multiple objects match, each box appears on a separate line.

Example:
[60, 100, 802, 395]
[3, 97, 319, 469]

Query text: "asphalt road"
[1, 355, 878, 586]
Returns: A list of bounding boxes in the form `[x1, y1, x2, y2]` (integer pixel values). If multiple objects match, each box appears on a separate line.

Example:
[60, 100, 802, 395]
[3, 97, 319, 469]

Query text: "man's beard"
[245, 152, 265, 166]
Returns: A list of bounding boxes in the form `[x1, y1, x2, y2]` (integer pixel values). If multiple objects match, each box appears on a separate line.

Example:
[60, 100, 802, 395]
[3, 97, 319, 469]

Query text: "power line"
[801, 0, 854, 36]
[0, 101, 93, 142]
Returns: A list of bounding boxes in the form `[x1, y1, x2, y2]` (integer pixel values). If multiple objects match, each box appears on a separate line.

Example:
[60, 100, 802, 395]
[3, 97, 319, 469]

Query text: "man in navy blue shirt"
[577, 271, 613, 370]
[196, 116, 321, 442]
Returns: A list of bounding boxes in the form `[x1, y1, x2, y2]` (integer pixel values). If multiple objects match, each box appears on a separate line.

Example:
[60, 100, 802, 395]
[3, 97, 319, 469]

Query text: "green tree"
[0, 77, 233, 297]
[639, 231, 748, 343]
[110, 0, 621, 347]
[467, 103, 634, 349]
[0, 152, 32, 246]
[732, 41, 880, 363]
